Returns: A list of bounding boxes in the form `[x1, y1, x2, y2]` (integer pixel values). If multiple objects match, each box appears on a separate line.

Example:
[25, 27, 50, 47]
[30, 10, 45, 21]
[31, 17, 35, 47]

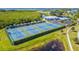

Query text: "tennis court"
[6, 22, 64, 45]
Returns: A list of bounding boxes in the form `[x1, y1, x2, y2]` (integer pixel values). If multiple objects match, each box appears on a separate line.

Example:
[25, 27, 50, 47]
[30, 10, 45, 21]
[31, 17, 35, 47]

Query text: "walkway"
[66, 26, 73, 51]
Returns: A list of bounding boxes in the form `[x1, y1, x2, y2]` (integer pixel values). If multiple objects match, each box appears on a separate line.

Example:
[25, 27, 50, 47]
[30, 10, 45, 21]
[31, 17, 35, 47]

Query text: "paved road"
[66, 26, 73, 51]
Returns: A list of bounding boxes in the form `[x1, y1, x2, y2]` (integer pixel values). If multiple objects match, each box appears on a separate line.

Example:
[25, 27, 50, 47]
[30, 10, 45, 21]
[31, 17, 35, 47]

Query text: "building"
[43, 16, 58, 20]
[43, 15, 70, 21]
[42, 15, 72, 25]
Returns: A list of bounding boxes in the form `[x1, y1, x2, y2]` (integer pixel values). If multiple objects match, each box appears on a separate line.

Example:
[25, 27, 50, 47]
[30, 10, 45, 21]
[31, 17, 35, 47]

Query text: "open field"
[0, 27, 69, 51]
[0, 11, 41, 28]
[0, 11, 40, 20]
[69, 24, 79, 51]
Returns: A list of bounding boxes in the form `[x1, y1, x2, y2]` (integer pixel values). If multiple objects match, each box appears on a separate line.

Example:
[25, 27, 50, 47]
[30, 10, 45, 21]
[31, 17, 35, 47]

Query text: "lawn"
[69, 24, 79, 51]
[0, 28, 69, 51]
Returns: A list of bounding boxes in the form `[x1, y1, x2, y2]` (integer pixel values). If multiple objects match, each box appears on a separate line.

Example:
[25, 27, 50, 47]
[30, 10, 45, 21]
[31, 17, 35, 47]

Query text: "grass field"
[0, 11, 40, 20]
[69, 24, 79, 51]
[0, 11, 41, 29]
[0, 27, 70, 51]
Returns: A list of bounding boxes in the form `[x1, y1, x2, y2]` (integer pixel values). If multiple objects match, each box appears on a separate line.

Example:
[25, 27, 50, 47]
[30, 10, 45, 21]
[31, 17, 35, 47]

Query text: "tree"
[50, 9, 65, 16]
[61, 29, 64, 32]
[71, 27, 75, 31]
[35, 39, 65, 51]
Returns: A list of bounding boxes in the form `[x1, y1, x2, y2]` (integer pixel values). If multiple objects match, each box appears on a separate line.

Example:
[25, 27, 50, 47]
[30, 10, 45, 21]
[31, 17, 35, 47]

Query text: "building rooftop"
[43, 16, 70, 20]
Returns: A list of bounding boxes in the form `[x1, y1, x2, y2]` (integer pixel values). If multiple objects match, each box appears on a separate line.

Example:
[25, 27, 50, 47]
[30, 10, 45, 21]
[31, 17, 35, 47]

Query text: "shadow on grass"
[32, 39, 65, 51]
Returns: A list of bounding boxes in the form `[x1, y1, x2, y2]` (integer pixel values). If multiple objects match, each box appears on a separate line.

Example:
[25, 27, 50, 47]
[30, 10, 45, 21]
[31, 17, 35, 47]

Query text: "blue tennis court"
[27, 29, 41, 34]
[46, 23, 61, 28]
[7, 29, 26, 41]
[26, 26, 35, 30]
[6, 22, 64, 45]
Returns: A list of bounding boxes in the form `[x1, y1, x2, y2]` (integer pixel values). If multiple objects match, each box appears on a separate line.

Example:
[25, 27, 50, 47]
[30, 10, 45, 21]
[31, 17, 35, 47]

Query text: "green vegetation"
[50, 9, 65, 16]
[0, 28, 69, 51]
[0, 9, 79, 51]
[69, 24, 79, 51]
[0, 10, 41, 29]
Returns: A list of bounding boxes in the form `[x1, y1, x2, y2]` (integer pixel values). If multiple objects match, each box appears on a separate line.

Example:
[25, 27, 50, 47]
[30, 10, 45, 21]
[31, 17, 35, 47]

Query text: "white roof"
[43, 16, 69, 20]
[59, 17, 69, 20]
[43, 16, 58, 19]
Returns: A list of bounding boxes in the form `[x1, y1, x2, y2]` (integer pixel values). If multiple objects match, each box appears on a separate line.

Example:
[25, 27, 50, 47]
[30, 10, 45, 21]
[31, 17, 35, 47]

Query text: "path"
[66, 26, 73, 51]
